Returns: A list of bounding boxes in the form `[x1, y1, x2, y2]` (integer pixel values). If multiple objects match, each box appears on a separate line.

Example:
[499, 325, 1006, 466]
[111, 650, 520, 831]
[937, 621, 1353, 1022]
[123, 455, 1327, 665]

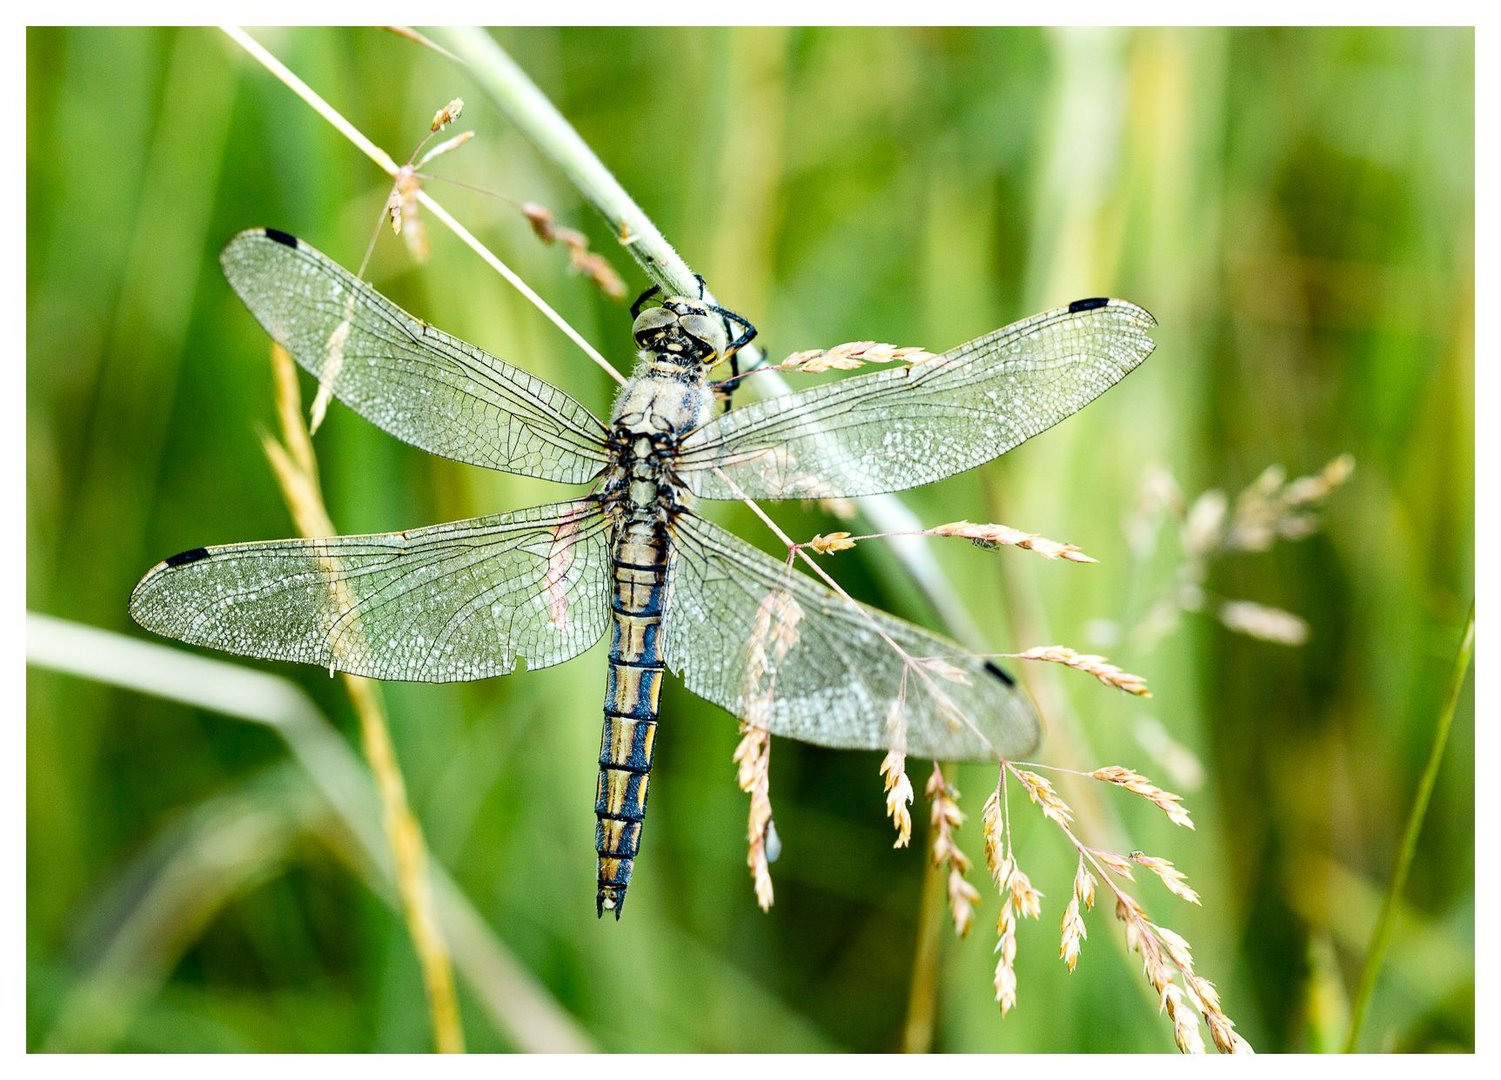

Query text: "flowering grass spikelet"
[880, 749, 913, 848]
[1092, 848, 1137, 878]
[1012, 645, 1152, 697]
[1217, 599, 1310, 646]
[1013, 768, 1075, 828]
[1131, 852, 1201, 905]
[519, 201, 627, 300]
[1060, 895, 1086, 973]
[808, 531, 857, 555]
[776, 340, 938, 374]
[917, 656, 971, 685]
[1090, 765, 1195, 829]
[929, 520, 1096, 563]
[732, 723, 776, 910]
[429, 97, 463, 131]
[925, 767, 980, 935]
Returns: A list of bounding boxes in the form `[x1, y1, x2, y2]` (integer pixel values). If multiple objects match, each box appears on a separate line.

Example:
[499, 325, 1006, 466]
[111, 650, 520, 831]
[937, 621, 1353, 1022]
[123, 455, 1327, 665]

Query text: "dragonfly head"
[631, 298, 728, 366]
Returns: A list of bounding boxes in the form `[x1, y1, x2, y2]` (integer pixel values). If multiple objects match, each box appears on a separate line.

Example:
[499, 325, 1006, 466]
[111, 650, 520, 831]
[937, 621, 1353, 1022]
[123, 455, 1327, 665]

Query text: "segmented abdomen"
[595, 521, 670, 918]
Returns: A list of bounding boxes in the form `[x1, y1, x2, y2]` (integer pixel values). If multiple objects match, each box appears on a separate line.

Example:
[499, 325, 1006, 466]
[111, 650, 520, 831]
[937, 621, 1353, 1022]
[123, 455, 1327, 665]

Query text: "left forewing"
[663, 512, 1040, 762]
[676, 299, 1155, 501]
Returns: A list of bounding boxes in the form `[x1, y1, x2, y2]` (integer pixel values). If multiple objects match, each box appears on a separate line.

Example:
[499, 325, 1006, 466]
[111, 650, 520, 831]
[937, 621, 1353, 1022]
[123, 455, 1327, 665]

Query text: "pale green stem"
[431, 26, 983, 643]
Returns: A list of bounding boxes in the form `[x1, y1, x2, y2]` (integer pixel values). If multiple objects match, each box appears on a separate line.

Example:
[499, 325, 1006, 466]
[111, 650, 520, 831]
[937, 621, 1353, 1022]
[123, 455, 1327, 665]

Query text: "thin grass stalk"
[265, 346, 464, 1054]
[220, 25, 621, 385]
[901, 769, 952, 1052]
[1343, 600, 1474, 1052]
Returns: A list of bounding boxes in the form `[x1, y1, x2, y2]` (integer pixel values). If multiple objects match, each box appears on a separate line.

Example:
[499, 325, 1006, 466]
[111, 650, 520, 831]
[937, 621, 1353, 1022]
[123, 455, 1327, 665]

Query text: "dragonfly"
[130, 228, 1156, 918]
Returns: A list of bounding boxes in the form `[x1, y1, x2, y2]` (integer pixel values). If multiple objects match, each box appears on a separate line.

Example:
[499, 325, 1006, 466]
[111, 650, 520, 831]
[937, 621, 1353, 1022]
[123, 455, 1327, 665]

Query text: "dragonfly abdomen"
[596, 521, 671, 918]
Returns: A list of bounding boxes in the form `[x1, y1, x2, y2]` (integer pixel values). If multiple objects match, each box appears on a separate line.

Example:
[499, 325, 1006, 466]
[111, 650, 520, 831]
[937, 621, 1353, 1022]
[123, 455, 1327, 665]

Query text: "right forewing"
[677, 299, 1156, 501]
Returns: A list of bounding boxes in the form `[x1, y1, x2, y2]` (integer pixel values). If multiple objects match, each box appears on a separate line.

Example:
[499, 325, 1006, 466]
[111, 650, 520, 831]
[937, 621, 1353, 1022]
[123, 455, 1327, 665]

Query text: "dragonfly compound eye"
[677, 312, 729, 362]
[631, 305, 678, 349]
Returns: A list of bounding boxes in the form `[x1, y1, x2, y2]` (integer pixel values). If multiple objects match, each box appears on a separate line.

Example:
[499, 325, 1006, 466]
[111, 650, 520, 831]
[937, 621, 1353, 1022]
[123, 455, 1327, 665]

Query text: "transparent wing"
[130, 499, 613, 682]
[664, 513, 1039, 761]
[678, 299, 1156, 500]
[221, 229, 611, 483]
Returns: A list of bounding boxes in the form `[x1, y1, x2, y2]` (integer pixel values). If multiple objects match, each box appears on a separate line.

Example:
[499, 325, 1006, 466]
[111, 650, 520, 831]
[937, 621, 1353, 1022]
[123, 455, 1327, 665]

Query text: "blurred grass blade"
[1344, 601, 1474, 1052]
[41, 770, 318, 1051]
[26, 612, 594, 1051]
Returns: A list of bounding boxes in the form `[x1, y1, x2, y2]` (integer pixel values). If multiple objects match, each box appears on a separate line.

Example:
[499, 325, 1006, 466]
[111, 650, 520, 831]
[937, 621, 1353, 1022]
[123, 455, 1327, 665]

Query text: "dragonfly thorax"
[606, 364, 714, 517]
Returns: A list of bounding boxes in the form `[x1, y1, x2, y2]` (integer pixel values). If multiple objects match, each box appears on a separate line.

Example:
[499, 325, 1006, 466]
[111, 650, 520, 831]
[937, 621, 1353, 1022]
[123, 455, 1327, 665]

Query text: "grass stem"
[264, 345, 465, 1053]
[902, 779, 949, 1052]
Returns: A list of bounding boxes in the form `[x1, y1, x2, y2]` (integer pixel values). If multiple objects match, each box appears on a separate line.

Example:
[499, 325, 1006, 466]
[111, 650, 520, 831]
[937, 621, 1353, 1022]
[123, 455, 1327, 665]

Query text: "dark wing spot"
[262, 228, 299, 249]
[983, 660, 1017, 687]
[164, 547, 211, 568]
[1067, 297, 1110, 314]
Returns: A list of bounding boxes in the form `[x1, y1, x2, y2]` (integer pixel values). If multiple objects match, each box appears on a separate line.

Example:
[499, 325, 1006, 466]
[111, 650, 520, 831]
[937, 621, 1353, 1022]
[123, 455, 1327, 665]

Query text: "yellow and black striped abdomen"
[596, 524, 670, 918]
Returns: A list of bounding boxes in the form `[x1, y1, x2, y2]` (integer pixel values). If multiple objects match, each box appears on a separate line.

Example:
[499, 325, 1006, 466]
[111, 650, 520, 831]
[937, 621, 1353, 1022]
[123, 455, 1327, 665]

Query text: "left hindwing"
[130, 499, 614, 681]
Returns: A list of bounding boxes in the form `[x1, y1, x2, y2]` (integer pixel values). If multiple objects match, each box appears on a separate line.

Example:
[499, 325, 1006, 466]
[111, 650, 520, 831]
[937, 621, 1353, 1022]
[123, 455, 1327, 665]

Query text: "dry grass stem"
[733, 724, 776, 911]
[1089, 766, 1195, 829]
[263, 345, 463, 1053]
[929, 520, 1096, 563]
[1010, 645, 1152, 697]
[776, 340, 939, 374]
[925, 766, 979, 936]
[384, 25, 462, 62]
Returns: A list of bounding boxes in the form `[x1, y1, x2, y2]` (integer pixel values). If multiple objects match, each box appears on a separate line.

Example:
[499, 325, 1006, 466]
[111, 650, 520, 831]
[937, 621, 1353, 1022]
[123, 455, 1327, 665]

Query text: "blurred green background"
[26, 27, 1473, 1052]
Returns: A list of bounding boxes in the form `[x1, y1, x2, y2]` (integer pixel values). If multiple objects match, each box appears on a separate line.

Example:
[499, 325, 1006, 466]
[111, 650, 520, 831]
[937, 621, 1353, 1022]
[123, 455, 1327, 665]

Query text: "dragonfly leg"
[630, 284, 662, 319]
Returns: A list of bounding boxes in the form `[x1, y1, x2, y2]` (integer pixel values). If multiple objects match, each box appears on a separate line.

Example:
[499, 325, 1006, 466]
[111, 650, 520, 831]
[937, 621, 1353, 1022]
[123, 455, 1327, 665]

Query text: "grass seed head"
[430, 97, 463, 131]
[1013, 768, 1076, 828]
[929, 520, 1096, 562]
[1090, 766, 1195, 829]
[879, 750, 913, 848]
[1013, 646, 1152, 697]
[808, 531, 857, 554]
[1217, 600, 1310, 645]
